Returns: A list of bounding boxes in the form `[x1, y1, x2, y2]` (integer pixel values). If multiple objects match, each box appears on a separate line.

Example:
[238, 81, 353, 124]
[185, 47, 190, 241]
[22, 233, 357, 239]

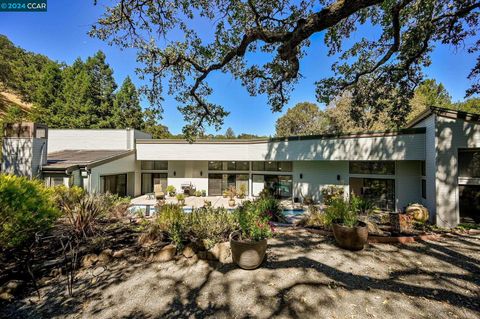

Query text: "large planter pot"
[230, 232, 267, 270]
[332, 222, 368, 251]
[228, 199, 236, 207]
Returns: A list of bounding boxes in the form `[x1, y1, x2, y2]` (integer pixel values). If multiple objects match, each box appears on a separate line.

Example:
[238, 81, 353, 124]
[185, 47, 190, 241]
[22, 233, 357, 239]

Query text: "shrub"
[59, 193, 109, 238]
[297, 205, 327, 228]
[155, 204, 186, 247]
[185, 207, 238, 249]
[324, 196, 365, 228]
[194, 190, 202, 197]
[0, 174, 60, 248]
[235, 200, 274, 241]
[255, 196, 286, 223]
[321, 185, 345, 205]
[166, 185, 176, 196]
[237, 184, 247, 199]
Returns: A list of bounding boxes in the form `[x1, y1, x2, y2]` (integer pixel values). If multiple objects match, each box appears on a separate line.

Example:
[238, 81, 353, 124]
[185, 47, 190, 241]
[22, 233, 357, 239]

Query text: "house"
[1, 107, 479, 227]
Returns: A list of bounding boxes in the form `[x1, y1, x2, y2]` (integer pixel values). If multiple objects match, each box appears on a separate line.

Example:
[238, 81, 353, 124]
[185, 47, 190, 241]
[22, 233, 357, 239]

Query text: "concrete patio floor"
[130, 195, 301, 210]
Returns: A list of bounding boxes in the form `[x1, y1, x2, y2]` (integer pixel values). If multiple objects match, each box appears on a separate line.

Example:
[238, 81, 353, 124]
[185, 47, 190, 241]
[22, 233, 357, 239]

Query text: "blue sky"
[0, 1, 478, 135]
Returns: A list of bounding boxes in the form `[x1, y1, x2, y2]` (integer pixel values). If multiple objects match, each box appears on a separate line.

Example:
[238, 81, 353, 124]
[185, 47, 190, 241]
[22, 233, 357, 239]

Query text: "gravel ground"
[2, 228, 479, 319]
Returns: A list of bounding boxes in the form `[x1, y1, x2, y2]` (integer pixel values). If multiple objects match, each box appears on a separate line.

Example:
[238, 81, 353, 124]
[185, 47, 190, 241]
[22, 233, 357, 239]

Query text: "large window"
[208, 161, 249, 171]
[459, 149, 480, 178]
[142, 173, 167, 194]
[208, 173, 249, 196]
[349, 161, 395, 175]
[251, 161, 293, 172]
[253, 174, 292, 199]
[141, 161, 168, 170]
[101, 174, 127, 197]
[350, 177, 395, 210]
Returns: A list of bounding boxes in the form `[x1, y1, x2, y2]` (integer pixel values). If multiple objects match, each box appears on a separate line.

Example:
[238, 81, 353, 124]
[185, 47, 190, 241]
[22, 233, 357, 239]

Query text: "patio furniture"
[154, 184, 165, 200]
[181, 183, 196, 196]
[146, 192, 155, 200]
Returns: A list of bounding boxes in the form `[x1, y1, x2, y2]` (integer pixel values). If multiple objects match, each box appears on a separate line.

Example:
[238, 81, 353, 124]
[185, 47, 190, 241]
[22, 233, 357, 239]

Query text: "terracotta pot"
[228, 199, 236, 207]
[332, 222, 368, 251]
[230, 232, 267, 270]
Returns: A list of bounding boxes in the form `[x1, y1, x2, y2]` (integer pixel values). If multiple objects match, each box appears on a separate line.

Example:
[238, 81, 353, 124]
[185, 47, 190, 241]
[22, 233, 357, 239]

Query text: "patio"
[130, 195, 301, 210]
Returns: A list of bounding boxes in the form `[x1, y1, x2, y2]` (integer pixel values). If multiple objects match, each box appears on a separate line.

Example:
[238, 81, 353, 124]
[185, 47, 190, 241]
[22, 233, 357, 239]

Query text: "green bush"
[166, 185, 176, 196]
[0, 174, 60, 248]
[155, 204, 186, 247]
[321, 185, 345, 205]
[255, 196, 285, 223]
[235, 200, 274, 241]
[185, 207, 238, 249]
[324, 195, 366, 227]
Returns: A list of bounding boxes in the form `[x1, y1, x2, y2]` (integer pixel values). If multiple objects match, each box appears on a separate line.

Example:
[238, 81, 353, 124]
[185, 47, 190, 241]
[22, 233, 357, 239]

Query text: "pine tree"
[112, 76, 143, 129]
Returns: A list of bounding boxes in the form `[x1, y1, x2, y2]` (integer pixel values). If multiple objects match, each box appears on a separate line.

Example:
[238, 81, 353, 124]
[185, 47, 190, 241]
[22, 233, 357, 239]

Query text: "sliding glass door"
[208, 173, 249, 196]
[101, 174, 127, 197]
[253, 174, 292, 199]
[142, 173, 167, 194]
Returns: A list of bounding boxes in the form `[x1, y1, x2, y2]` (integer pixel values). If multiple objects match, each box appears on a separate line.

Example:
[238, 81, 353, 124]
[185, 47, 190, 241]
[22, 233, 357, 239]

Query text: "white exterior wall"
[166, 161, 209, 194]
[292, 161, 349, 202]
[88, 153, 136, 196]
[395, 161, 422, 211]
[1, 137, 47, 178]
[435, 116, 480, 227]
[48, 129, 151, 152]
[137, 132, 425, 161]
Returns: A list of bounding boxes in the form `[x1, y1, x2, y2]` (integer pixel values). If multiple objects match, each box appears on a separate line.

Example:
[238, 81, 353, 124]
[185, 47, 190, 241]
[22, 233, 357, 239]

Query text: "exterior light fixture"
[173, 171, 176, 176]
[200, 170, 203, 176]
[300, 173, 303, 179]
[337, 174, 341, 181]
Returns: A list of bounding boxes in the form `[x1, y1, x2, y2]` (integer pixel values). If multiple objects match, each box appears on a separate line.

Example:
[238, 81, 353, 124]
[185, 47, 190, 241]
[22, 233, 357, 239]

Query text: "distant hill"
[0, 89, 32, 117]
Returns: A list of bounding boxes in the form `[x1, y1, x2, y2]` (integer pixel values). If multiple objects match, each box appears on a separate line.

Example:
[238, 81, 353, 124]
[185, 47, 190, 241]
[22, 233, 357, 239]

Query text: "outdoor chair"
[154, 184, 165, 200]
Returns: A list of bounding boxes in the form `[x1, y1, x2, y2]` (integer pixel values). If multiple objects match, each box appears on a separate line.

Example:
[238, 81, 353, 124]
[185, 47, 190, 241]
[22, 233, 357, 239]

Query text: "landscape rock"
[92, 266, 105, 277]
[209, 242, 231, 264]
[152, 244, 176, 262]
[113, 248, 134, 258]
[198, 251, 207, 260]
[49, 267, 62, 277]
[0, 292, 14, 302]
[366, 221, 385, 236]
[97, 249, 113, 264]
[0, 280, 24, 296]
[82, 253, 99, 268]
[182, 245, 196, 258]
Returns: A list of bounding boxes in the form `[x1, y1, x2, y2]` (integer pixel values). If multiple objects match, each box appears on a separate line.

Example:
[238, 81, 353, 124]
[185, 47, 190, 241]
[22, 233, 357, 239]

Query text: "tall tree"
[225, 127, 236, 139]
[275, 102, 329, 137]
[91, 0, 480, 139]
[408, 79, 452, 121]
[112, 76, 143, 129]
[31, 62, 64, 126]
[453, 98, 480, 114]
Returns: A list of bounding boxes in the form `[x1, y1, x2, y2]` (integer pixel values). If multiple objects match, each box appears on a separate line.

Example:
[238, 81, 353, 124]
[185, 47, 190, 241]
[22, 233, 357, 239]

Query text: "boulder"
[209, 242, 231, 264]
[406, 204, 429, 223]
[182, 245, 196, 258]
[366, 221, 385, 236]
[113, 248, 134, 258]
[152, 244, 176, 262]
[0, 292, 13, 302]
[82, 253, 99, 268]
[97, 249, 113, 264]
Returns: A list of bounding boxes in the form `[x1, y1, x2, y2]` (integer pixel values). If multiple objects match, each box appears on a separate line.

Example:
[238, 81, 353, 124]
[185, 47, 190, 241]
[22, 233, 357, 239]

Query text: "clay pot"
[230, 232, 267, 269]
[228, 199, 236, 207]
[332, 222, 368, 251]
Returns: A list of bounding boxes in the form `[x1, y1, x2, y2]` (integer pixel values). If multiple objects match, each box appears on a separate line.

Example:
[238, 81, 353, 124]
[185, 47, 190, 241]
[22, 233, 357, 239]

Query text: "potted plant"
[166, 185, 176, 197]
[194, 190, 202, 197]
[230, 201, 273, 269]
[201, 190, 207, 197]
[228, 186, 236, 207]
[176, 193, 185, 206]
[203, 200, 212, 208]
[324, 196, 368, 250]
[222, 190, 229, 198]
[237, 184, 247, 199]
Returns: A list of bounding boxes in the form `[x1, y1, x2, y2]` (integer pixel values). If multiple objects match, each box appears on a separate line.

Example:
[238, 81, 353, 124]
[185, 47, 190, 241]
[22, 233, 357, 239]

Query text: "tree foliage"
[275, 102, 329, 136]
[90, 0, 480, 139]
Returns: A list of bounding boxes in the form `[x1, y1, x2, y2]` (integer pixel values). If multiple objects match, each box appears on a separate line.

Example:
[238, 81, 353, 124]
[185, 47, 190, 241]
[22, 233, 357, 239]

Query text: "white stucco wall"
[435, 116, 480, 227]
[88, 153, 136, 196]
[136, 132, 425, 162]
[48, 129, 151, 153]
[395, 161, 423, 211]
[292, 161, 349, 202]
[166, 161, 209, 194]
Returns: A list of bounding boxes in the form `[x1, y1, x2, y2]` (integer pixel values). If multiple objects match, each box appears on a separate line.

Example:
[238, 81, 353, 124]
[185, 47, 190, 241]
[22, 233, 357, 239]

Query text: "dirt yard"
[1, 228, 479, 319]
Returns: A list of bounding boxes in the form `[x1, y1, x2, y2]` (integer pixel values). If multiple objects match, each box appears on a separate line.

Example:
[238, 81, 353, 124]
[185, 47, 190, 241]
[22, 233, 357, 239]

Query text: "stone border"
[306, 228, 443, 244]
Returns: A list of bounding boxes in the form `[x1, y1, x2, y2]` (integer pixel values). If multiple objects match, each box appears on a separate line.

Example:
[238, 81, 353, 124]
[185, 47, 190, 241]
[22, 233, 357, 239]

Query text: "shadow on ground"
[2, 229, 479, 319]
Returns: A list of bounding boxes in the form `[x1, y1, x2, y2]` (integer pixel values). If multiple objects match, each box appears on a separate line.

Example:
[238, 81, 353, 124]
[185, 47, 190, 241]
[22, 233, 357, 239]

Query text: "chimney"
[1, 122, 48, 179]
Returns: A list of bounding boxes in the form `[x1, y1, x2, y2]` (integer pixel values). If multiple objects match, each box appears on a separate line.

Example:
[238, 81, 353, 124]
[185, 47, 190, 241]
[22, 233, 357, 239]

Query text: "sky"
[0, 1, 478, 136]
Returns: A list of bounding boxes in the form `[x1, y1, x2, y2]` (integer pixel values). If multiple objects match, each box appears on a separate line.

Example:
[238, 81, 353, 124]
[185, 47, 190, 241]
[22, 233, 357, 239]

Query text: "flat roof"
[42, 149, 134, 173]
[407, 106, 480, 128]
[137, 127, 426, 144]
